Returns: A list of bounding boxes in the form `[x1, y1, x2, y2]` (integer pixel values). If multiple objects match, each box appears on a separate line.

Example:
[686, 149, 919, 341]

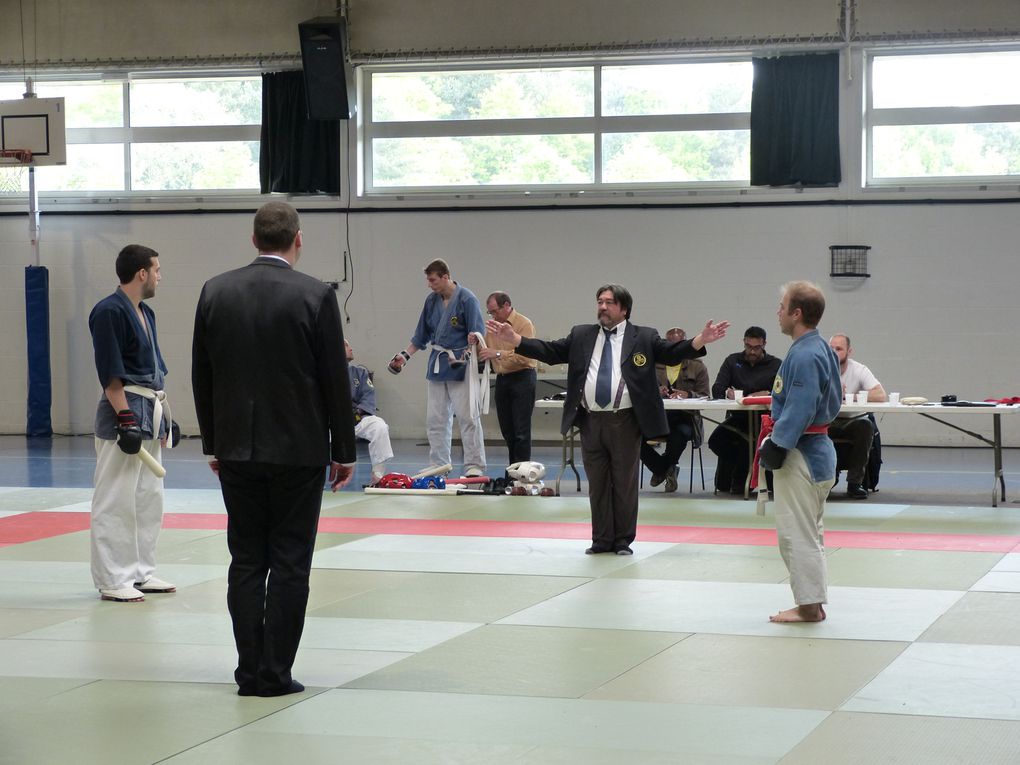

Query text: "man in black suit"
[192, 201, 356, 697]
[487, 285, 728, 554]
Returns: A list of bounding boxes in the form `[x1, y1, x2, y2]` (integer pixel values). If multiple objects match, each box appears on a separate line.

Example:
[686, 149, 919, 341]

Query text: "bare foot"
[769, 604, 826, 623]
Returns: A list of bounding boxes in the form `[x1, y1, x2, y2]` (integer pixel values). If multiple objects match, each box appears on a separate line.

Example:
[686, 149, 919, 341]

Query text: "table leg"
[744, 414, 760, 500]
[994, 413, 1005, 507]
[557, 427, 582, 495]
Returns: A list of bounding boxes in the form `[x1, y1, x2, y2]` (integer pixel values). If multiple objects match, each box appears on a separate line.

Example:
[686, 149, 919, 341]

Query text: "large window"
[867, 50, 1020, 184]
[363, 60, 752, 193]
[0, 74, 260, 195]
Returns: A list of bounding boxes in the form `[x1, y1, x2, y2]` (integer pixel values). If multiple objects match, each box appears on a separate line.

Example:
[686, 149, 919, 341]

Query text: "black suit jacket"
[518, 323, 706, 439]
[192, 257, 357, 466]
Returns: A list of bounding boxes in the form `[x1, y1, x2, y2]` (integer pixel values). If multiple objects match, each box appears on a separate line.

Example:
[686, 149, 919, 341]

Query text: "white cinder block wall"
[2, 201, 1019, 447]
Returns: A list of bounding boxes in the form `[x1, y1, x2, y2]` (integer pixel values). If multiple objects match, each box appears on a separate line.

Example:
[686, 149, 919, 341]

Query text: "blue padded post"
[25, 265, 52, 436]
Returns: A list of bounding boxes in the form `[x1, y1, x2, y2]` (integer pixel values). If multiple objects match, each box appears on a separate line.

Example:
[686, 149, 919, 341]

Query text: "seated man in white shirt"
[828, 334, 886, 499]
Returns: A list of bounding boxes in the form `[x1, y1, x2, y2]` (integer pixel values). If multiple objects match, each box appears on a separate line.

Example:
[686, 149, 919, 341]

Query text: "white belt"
[431, 343, 467, 375]
[467, 333, 491, 418]
[123, 385, 173, 450]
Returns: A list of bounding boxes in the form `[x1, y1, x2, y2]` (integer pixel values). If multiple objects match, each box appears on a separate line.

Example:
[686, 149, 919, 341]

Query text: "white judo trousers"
[426, 379, 486, 473]
[772, 447, 835, 605]
[90, 437, 164, 590]
[354, 414, 394, 475]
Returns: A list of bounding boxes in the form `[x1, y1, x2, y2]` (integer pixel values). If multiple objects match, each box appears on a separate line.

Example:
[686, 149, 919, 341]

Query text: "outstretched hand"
[697, 320, 729, 345]
[485, 319, 517, 344]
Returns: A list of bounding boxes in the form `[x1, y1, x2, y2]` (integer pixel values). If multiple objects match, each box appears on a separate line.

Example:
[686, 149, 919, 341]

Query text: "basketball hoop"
[0, 149, 32, 194]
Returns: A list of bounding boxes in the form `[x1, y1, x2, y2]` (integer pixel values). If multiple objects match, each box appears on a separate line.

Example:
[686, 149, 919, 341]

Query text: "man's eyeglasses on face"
[744, 343, 765, 352]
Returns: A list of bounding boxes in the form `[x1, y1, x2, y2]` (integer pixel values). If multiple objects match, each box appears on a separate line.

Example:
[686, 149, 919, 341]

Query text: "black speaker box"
[298, 16, 356, 120]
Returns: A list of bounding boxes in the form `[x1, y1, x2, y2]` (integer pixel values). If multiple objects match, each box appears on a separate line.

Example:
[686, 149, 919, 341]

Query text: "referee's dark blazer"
[191, 256, 356, 466]
[517, 323, 706, 440]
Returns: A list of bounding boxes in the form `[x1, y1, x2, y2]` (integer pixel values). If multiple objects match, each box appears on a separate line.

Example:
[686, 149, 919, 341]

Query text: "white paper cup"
[844, 393, 854, 404]
[889, 392, 900, 405]
[733, 389, 743, 403]
[855, 391, 869, 404]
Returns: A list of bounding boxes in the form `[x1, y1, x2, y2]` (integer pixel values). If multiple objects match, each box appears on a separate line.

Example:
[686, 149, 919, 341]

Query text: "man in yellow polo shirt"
[479, 291, 537, 472]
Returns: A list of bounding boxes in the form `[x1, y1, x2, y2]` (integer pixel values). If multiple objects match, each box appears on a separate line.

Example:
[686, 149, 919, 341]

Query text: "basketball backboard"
[0, 97, 66, 166]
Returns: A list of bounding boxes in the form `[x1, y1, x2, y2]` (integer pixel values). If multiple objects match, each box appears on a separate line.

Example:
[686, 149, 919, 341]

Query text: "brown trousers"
[578, 408, 642, 550]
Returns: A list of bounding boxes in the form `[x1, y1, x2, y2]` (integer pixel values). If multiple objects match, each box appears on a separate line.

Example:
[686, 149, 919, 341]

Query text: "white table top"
[534, 398, 1020, 415]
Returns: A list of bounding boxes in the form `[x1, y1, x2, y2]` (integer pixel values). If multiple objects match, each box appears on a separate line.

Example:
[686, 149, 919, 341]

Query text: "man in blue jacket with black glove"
[88, 244, 176, 603]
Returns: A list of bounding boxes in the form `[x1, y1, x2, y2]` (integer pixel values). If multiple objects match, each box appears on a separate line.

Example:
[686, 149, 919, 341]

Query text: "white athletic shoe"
[463, 467, 485, 478]
[100, 586, 145, 602]
[135, 576, 176, 593]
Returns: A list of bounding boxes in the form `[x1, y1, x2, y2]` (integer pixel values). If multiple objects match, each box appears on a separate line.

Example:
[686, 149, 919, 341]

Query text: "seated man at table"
[641, 327, 710, 492]
[828, 334, 886, 499]
[707, 326, 782, 494]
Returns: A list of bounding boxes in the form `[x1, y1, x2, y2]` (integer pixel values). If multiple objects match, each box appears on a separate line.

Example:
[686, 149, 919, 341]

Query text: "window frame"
[0, 69, 262, 200]
[360, 56, 754, 197]
[865, 46, 1020, 188]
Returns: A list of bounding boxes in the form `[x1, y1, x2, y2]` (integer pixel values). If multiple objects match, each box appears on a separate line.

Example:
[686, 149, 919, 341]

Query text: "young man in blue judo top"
[388, 258, 487, 477]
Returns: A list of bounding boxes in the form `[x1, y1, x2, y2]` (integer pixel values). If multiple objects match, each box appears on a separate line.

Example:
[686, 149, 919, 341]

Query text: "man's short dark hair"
[487, 291, 511, 308]
[424, 259, 450, 278]
[253, 201, 300, 252]
[744, 326, 767, 342]
[783, 281, 826, 328]
[596, 284, 633, 319]
[115, 244, 159, 284]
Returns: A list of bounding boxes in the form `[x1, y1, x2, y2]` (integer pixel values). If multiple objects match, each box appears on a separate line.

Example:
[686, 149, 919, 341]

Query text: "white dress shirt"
[584, 320, 633, 411]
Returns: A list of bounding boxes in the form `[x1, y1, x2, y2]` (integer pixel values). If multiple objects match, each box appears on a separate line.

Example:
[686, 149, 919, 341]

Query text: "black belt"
[584, 407, 633, 416]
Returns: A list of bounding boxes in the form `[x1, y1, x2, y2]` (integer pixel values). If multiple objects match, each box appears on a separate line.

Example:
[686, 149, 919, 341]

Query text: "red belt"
[750, 414, 830, 489]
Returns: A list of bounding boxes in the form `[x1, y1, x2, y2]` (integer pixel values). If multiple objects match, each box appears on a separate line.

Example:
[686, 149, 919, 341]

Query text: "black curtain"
[260, 71, 342, 194]
[750, 52, 841, 187]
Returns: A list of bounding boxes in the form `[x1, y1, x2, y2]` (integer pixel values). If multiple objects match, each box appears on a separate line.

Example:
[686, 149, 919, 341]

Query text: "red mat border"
[2, 511, 1019, 553]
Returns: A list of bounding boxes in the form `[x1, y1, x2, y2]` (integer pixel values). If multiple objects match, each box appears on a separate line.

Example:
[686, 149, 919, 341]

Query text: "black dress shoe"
[614, 546, 633, 556]
[585, 545, 612, 555]
[258, 680, 305, 697]
[846, 482, 868, 499]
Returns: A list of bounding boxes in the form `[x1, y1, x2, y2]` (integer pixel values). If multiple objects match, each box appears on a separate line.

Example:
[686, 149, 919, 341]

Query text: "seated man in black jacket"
[707, 326, 781, 494]
[640, 327, 710, 492]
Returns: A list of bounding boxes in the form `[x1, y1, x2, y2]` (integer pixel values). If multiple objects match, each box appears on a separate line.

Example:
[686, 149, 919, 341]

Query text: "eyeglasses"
[743, 343, 765, 351]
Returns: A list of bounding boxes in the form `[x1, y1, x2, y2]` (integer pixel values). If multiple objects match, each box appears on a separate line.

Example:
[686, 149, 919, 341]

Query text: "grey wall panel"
[348, 0, 841, 56]
[0, 0, 334, 68]
[855, 0, 1020, 40]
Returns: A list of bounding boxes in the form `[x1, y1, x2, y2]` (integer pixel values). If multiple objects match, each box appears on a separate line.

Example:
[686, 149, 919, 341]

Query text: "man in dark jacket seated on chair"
[640, 326, 710, 493]
[707, 326, 782, 494]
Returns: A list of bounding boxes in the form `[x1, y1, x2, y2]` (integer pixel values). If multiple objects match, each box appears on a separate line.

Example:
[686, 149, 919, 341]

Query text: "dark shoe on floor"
[649, 472, 666, 487]
[614, 546, 634, 556]
[663, 467, 678, 493]
[258, 680, 305, 697]
[585, 545, 613, 555]
[846, 482, 868, 499]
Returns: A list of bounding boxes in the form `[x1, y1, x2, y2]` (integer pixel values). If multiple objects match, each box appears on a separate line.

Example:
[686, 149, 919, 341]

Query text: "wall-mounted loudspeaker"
[298, 16, 356, 120]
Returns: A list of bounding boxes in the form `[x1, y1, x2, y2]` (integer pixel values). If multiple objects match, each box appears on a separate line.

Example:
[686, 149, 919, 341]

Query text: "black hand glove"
[170, 421, 181, 448]
[759, 437, 787, 471]
[116, 409, 143, 455]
